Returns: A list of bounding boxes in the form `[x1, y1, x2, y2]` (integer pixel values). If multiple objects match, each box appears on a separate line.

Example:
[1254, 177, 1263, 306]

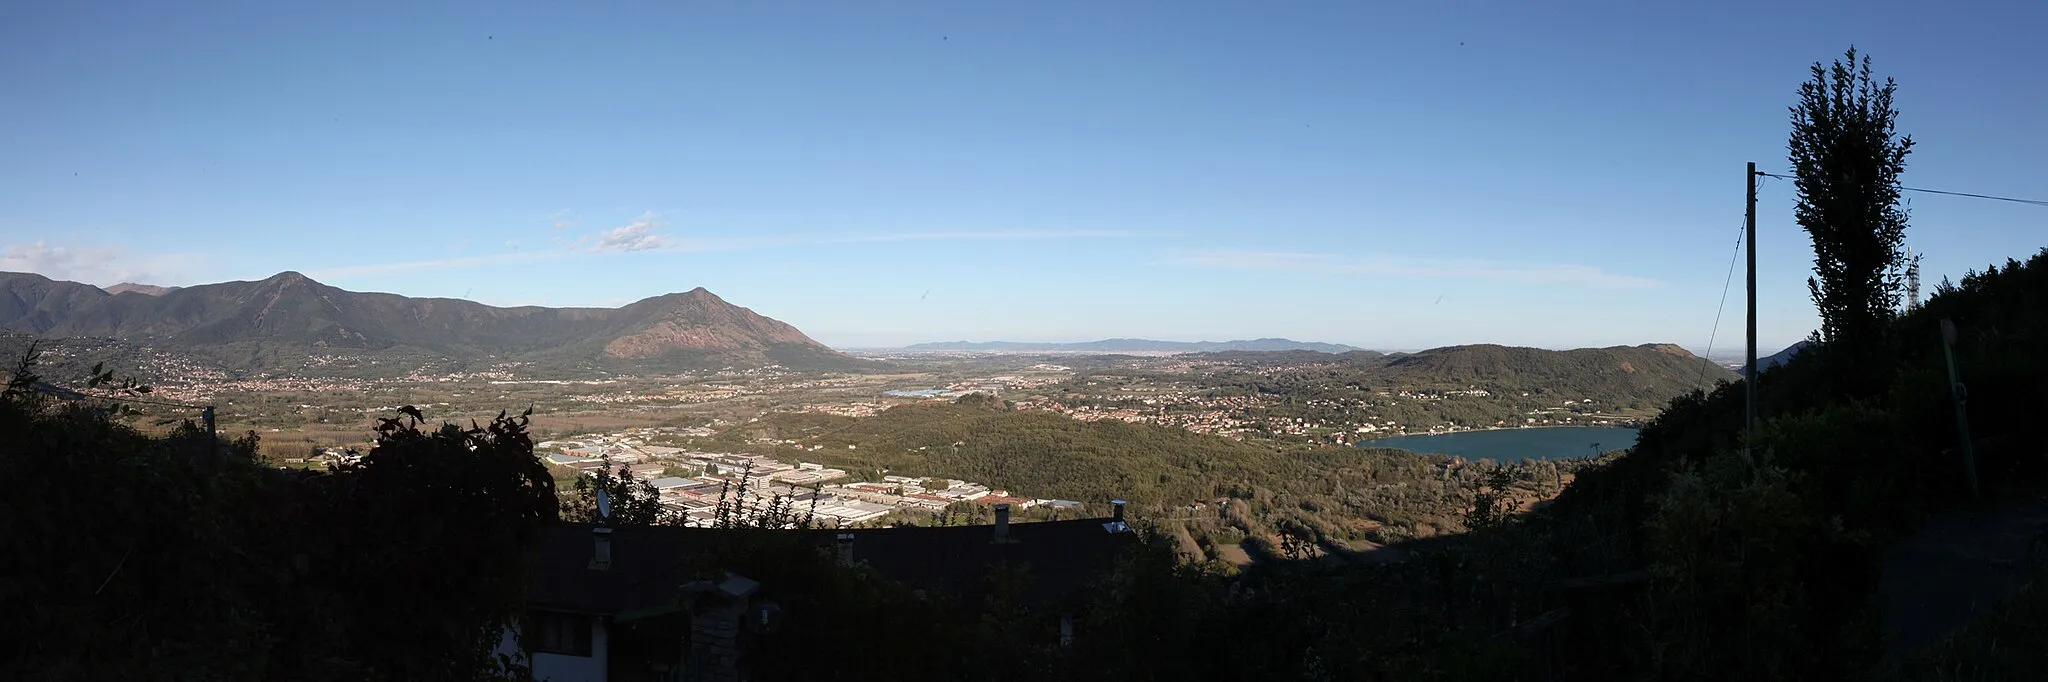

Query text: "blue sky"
[3, 1, 2043, 351]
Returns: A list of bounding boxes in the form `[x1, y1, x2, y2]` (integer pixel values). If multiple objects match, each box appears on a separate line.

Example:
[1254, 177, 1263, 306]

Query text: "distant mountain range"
[1756, 341, 1810, 371]
[0, 271, 858, 377]
[1712, 341, 1812, 372]
[900, 338, 1363, 354]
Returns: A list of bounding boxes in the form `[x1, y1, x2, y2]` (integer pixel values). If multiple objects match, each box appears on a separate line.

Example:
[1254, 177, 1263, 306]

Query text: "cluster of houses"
[543, 446, 858, 526]
[878, 375, 1064, 402]
[538, 432, 1080, 529]
[823, 475, 1077, 516]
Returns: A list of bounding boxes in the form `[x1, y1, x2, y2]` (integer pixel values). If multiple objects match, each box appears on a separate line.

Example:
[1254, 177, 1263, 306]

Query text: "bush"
[0, 348, 553, 681]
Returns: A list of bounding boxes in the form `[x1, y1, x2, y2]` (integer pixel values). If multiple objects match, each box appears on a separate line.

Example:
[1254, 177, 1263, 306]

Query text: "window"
[532, 611, 594, 657]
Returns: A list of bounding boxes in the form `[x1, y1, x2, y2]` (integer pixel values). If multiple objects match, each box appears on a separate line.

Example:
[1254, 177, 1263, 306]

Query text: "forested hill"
[1511, 249, 2048, 678]
[1377, 343, 1734, 398]
[0, 270, 860, 376]
[1192, 343, 1736, 414]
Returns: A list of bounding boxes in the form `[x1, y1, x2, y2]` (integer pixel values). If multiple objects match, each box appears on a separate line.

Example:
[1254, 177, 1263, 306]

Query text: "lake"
[1359, 426, 1640, 462]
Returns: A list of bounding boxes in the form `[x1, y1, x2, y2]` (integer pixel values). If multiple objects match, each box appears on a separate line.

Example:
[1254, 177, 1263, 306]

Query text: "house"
[646, 477, 691, 493]
[546, 454, 600, 469]
[978, 493, 1034, 509]
[499, 503, 1135, 681]
[766, 468, 845, 486]
[810, 500, 893, 525]
[904, 493, 954, 510]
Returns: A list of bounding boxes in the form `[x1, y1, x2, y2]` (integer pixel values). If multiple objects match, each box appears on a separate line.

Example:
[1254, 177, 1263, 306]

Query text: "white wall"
[514, 619, 608, 682]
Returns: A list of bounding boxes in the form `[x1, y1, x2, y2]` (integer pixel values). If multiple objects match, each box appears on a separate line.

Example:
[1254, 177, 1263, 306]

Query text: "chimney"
[835, 532, 855, 566]
[993, 503, 1011, 541]
[1103, 499, 1130, 534]
[590, 526, 613, 570]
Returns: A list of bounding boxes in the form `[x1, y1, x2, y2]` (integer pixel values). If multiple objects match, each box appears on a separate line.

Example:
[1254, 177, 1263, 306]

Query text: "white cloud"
[1166, 250, 1661, 289]
[588, 212, 672, 253]
[0, 240, 203, 286]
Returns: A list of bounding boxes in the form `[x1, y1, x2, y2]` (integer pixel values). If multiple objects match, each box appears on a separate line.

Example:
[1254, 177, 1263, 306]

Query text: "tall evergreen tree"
[1787, 47, 1914, 384]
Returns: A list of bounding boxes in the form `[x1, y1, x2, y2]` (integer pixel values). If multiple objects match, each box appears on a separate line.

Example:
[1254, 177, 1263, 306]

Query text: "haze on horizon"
[3, 1, 2042, 351]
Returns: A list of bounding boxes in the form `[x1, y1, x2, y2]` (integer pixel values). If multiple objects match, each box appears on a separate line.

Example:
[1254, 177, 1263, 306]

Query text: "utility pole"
[203, 405, 219, 457]
[1939, 319, 1980, 499]
[1745, 162, 1759, 456]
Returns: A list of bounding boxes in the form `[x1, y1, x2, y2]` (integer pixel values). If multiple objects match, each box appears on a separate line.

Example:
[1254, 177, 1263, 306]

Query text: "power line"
[1696, 217, 1746, 390]
[1755, 172, 2048, 208]
[1901, 186, 2048, 207]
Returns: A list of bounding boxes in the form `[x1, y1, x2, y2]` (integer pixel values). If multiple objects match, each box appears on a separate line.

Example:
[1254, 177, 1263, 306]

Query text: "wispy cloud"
[0, 240, 204, 286]
[588, 212, 673, 253]
[1166, 250, 1661, 289]
[548, 209, 577, 231]
[308, 220, 1138, 280]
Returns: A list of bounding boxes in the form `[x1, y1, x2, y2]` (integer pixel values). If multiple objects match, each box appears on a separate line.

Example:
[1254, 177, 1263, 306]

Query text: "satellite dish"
[597, 488, 613, 521]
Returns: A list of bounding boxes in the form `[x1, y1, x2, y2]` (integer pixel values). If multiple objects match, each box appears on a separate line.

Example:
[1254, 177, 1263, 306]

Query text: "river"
[1358, 425, 1640, 462]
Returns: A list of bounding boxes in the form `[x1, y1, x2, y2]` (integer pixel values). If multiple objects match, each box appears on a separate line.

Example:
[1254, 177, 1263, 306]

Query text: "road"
[1877, 493, 2048, 659]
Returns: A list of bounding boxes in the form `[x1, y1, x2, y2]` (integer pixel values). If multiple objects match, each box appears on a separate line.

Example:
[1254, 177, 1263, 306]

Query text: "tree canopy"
[1789, 47, 1915, 388]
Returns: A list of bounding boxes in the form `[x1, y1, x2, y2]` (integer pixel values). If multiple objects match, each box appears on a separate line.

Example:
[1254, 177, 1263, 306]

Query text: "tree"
[1, 349, 549, 681]
[326, 408, 558, 680]
[569, 459, 668, 526]
[1787, 47, 1914, 384]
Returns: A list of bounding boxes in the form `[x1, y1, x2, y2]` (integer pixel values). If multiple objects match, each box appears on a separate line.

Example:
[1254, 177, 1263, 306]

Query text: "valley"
[0, 269, 1737, 569]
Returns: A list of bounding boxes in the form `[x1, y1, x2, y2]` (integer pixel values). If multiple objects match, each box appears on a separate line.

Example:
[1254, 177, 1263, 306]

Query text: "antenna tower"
[1905, 246, 1923, 311]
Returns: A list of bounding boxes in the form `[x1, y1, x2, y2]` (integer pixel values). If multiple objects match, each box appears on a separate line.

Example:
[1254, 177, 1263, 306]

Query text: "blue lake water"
[1359, 426, 1640, 462]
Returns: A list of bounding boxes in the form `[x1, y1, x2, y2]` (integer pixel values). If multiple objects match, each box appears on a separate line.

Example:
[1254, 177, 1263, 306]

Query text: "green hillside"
[712, 395, 1586, 546]
[1379, 343, 1732, 400]
[718, 396, 1309, 504]
[1167, 342, 1734, 434]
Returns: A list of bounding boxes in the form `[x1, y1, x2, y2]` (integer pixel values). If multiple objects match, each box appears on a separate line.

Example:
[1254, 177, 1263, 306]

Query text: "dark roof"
[827, 519, 1134, 610]
[525, 519, 1134, 616]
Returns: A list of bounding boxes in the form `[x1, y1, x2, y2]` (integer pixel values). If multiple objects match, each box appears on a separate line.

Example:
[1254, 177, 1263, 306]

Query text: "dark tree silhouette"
[569, 459, 669, 526]
[1, 344, 555, 682]
[1787, 47, 1914, 385]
